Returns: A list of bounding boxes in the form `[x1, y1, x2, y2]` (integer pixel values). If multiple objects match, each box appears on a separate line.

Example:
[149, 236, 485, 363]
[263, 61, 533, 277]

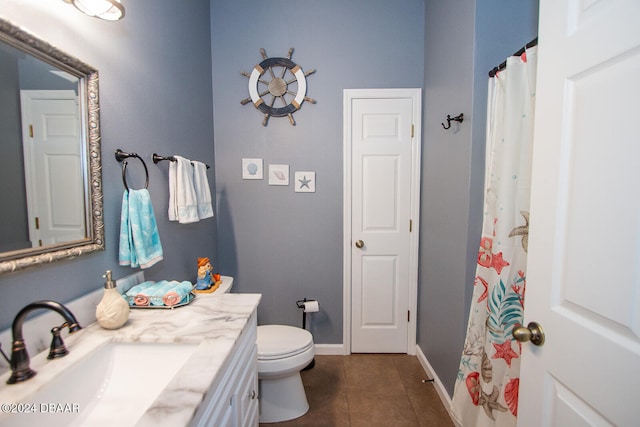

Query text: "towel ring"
[115, 149, 149, 191]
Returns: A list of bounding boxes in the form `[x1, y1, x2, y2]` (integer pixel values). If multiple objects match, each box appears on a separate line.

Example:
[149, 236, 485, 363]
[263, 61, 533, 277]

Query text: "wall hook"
[441, 113, 464, 130]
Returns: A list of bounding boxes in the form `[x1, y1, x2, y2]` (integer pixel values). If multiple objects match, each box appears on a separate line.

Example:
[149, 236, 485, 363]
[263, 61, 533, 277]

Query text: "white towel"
[193, 161, 214, 219]
[168, 155, 199, 223]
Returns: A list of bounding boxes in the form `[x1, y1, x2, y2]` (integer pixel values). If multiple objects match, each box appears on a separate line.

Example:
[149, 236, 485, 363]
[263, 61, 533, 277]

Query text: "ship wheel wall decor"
[241, 48, 316, 126]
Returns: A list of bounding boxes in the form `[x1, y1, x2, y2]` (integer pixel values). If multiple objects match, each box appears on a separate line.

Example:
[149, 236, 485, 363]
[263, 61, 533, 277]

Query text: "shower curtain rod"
[488, 37, 538, 77]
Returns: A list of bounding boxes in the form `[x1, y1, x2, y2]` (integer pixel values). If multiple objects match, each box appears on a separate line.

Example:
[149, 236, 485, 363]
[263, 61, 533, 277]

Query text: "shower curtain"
[451, 46, 537, 427]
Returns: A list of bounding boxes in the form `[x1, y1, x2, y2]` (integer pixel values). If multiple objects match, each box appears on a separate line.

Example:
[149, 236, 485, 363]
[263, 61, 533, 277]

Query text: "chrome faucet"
[7, 300, 81, 384]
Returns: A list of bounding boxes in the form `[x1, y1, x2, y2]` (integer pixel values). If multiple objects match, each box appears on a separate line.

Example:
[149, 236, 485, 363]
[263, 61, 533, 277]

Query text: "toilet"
[216, 277, 315, 423]
[256, 324, 315, 423]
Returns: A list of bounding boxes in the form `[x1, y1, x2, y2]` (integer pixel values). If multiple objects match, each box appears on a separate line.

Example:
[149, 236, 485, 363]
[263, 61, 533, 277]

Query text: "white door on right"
[519, 0, 640, 425]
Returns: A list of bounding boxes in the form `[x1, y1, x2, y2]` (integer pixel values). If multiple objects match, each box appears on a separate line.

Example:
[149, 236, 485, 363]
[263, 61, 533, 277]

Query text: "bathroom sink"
[0, 341, 198, 427]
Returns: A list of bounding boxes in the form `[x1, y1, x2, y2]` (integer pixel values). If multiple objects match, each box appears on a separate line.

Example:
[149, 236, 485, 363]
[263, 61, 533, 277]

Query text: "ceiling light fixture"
[64, 0, 125, 21]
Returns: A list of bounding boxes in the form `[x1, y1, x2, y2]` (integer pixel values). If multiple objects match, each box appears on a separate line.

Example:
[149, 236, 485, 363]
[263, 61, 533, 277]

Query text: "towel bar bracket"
[152, 153, 176, 164]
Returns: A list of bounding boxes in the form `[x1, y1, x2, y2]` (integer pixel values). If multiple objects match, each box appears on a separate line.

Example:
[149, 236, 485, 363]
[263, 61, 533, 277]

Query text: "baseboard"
[313, 343, 347, 355]
[415, 345, 460, 427]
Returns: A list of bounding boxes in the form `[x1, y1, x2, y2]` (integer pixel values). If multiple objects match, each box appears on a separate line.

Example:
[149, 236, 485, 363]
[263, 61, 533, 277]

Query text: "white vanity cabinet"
[190, 310, 259, 427]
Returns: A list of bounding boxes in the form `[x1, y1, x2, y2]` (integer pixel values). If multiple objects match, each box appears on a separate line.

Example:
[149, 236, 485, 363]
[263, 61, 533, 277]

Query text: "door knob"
[512, 321, 545, 346]
[355, 240, 364, 248]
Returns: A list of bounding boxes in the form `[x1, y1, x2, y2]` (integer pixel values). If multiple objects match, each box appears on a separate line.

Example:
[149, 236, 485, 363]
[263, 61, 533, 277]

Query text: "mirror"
[0, 18, 104, 274]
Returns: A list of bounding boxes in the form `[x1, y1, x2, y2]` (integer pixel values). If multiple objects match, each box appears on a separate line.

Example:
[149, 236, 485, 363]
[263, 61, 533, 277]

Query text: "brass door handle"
[355, 240, 364, 248]
[512, 321, 545, 346]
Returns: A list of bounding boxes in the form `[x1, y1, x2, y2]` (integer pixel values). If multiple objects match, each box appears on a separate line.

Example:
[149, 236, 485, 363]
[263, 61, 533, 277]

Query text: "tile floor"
[259, 354, 455, 427]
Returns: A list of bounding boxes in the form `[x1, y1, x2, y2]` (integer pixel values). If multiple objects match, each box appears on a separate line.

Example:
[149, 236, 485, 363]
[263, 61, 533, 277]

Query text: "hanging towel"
[118, 189, 163, 269]
[168, 155, 199, 223]
[192, 161, 214, 219]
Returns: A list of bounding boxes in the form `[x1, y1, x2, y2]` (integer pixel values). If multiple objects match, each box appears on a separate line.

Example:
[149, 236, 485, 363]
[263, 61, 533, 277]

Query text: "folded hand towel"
[125, 280, 194, 307]
[125, 281, 156, 306]
[149, 280, 174, 306]
[168, 156, 199, 224]
[118, 189, 163, 269]
[162, 291, 181, 306]
[134, 294, 150, 306]
[162, 281, 194, 306]
[125, 281, 156, 295]
[127, 281, 167, 306]
[192, 161, 214, 220]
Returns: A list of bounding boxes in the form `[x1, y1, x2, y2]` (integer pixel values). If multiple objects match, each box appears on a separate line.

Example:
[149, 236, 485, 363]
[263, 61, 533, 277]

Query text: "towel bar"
[152, 153, 210, 169]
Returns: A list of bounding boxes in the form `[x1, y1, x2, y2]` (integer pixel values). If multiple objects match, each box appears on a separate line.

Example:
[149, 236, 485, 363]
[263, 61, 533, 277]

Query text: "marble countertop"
[0, 288, 261, 427]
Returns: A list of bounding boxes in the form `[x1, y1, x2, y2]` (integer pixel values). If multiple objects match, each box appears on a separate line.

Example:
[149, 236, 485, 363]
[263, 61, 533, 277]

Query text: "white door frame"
[342, 88, 422, 355]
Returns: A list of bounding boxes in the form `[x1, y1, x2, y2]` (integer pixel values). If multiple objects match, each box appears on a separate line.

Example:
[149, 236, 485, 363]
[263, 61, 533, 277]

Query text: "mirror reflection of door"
[20, 90, 86, 247]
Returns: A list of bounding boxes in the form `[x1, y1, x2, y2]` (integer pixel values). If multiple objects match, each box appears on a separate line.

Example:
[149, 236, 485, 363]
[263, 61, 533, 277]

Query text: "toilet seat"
[257, 325, 313, 360]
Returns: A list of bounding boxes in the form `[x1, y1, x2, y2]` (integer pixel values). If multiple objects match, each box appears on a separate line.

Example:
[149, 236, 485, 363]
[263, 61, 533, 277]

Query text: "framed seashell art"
[268, 164, 289, 186]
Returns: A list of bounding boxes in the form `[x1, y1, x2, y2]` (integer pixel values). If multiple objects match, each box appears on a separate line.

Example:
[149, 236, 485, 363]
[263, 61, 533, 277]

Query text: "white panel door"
[519, 0, 640, 425]
[350, 95, 414, 353]
[21, 91, 85, 247]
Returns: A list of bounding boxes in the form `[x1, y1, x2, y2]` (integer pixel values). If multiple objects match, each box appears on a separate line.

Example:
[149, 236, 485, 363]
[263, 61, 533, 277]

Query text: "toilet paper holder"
[296, 298, 319, 330]
[296, 298, 318, 372]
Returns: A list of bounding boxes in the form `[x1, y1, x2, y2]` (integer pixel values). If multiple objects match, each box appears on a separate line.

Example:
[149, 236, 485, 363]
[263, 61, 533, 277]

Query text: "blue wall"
[211, 0, 426, 343]
[419, 0, 539, 395]
[419, 0, 477, 397]
[0, 0, 217, 329]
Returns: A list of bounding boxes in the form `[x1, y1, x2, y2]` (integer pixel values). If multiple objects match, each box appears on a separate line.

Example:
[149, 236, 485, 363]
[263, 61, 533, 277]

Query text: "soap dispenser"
[96, 270, 130, 329]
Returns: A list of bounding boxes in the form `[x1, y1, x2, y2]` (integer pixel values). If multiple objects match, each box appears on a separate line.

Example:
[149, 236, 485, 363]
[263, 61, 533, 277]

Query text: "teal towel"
[119, 189, 163, 269]
[124, 280, 156, 306]
[162, 281, 194, 306]
[149, 280, 174, 306]
[125, 280, 194, 307]
[125, 281, 156, 297]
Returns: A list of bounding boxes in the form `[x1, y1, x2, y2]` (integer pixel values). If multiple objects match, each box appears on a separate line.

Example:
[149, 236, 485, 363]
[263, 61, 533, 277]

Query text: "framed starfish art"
[294, 171, 315, 193]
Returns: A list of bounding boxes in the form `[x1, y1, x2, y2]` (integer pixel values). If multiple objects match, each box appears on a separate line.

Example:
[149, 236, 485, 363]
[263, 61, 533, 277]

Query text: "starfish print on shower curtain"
[508, 211, 529, 252]
[477, 234, 510, 274]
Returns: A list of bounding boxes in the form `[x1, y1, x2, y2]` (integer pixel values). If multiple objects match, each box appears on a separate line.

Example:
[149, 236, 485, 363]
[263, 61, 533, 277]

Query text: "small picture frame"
[269, 164, 290, 186]
[242, 158, 263, 179]
[294, 171, 315, 193]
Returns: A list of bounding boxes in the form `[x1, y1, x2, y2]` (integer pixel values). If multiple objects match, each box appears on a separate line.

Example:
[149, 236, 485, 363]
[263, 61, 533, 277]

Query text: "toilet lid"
[257, 325, 314, 360]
